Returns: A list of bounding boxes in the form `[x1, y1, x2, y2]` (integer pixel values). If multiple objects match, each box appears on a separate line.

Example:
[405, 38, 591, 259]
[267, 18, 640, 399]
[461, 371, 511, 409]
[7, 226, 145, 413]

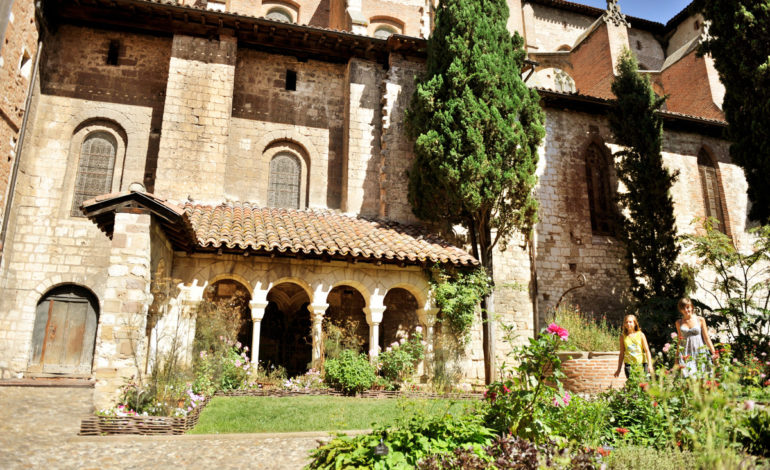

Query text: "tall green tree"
[608, 50, 686, 302]
[700, 0, 770, 224]
[406, 0, 545, 382]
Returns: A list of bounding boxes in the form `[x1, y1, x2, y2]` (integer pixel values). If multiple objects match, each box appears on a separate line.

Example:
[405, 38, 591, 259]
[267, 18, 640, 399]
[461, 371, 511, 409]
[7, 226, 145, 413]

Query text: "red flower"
[652, 401, 658, 407]
[503, 385, 511, 394]
[639, 382, 649, 391]
[676, 441, 682, 448]
[764, 379, 770, 387]
[597, 447, 611, 457]
[615, 427, 629, 435]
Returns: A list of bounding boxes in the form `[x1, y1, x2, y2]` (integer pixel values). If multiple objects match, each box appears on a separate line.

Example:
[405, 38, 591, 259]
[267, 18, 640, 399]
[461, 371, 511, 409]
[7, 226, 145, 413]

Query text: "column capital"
[309, 303, 329, 316]
[417, 307, 440, 325]
[363, 305, 386, 325]
[249, 300, 269, 321]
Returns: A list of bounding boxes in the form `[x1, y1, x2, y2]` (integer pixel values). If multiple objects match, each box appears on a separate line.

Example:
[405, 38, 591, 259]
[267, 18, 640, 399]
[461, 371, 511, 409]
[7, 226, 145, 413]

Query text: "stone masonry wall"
[231, 48, 345, 209]
[379, 54, 422, 224]
[528, 3, 596, 52]
[0, 24, 165, 377]
[154, 35, 236, 201]
[342, 58, 384, 217]
[0, 0, 37, 227]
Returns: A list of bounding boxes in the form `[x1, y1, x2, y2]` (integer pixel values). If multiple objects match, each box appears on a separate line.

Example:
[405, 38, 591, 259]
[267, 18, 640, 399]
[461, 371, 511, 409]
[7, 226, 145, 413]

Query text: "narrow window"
[697, 149, 727, 233]
[71, 132, 117, 216]
[268, 152, 301, 209]
[266, 7, 293, 23]
[374, 26, 397, 39]
[106, 40, 120, 66]
[285, 70, 297, 91]
[585, 143, 614, 235]
[18, 49, 32, 79]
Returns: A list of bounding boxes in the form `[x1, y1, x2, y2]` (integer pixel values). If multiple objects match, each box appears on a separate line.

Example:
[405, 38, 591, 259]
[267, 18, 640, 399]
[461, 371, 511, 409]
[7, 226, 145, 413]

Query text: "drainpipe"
[0, 39, 42, 265]
[528, 230, 539, 335]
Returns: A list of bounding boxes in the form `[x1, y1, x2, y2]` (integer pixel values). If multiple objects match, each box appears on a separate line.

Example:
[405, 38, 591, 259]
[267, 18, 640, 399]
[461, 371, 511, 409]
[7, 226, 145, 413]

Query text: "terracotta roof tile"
[184, 201, 478, 266]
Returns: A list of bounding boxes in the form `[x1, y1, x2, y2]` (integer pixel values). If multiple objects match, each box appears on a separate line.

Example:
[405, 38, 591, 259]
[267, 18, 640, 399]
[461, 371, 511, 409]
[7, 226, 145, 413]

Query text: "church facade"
[0, 0, 749, 406]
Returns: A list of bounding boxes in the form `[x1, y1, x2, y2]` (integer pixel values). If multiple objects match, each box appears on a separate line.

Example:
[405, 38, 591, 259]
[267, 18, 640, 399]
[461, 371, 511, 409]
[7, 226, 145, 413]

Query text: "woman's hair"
[622, 314, 641, 336]
[677, 297, 693, 313]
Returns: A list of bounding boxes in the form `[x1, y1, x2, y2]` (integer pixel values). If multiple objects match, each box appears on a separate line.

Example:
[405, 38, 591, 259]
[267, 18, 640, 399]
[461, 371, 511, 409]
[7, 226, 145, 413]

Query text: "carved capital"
[602, 0, 630, 28]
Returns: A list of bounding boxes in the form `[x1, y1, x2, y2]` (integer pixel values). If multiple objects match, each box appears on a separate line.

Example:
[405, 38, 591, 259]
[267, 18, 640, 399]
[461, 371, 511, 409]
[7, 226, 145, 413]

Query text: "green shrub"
[308, 411, 494, 469]
[554, 304, 619, 351]
[379, 332, 425, 386]
[606, 446, 696, 470]
[546, 394, 611, 446]
[323, 349, 377, 395]
[429, 266, 491, 341]
[734, 409, 770, 457]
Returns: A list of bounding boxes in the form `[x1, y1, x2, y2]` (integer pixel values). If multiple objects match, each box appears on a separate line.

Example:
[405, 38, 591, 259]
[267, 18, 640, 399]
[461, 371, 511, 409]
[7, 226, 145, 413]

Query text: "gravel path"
[0, 386, 340, 470]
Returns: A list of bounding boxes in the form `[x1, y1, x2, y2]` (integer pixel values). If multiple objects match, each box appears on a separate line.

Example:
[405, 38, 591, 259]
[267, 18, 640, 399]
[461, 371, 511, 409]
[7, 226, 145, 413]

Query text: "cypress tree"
[700, 0, 770, 224]
[608, 50, 686, 302]
[406, 0, 545, 382]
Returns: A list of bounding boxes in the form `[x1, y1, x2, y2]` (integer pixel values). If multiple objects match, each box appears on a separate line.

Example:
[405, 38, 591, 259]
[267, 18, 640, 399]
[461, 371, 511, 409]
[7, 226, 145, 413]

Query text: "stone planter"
[557, 351, 625, 394]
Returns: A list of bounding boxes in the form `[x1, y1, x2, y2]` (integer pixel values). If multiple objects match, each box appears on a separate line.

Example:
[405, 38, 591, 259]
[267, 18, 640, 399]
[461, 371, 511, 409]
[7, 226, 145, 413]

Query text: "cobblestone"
[0, 386, 330, 469]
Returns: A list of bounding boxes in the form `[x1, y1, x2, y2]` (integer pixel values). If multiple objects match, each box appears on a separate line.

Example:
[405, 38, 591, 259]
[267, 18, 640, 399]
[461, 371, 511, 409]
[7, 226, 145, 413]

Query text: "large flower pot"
[557, 351, 626, 394]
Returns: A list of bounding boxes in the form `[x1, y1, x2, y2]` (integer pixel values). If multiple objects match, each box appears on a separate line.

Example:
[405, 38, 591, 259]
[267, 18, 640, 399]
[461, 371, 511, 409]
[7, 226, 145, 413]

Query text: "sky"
[577, 0, 694, 24]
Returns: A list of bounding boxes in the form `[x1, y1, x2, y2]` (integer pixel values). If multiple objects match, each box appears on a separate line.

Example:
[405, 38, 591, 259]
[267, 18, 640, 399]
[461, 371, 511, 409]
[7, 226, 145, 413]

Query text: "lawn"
[189, 395, 475, 434]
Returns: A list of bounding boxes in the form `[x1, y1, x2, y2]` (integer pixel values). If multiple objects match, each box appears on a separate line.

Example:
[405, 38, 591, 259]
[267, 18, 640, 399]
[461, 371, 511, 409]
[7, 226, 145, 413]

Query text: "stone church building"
[0, 0, 750, 405]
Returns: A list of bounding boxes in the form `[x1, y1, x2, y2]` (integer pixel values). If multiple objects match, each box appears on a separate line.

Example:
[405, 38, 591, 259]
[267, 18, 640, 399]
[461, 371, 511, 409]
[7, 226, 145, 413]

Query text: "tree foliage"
[608, 50, 687, 302]
[406, 0, 545, 260]
[700, 0, 770, 224]
[406, 0, 545, 381]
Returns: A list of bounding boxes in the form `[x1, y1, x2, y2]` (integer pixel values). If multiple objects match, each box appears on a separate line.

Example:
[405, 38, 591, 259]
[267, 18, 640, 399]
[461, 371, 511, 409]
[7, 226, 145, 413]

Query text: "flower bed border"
[79, 389, 482, 436]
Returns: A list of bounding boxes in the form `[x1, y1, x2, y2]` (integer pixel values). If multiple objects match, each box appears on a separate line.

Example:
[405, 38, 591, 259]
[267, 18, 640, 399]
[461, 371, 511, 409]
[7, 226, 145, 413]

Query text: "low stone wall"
[558, 351, 626, 394]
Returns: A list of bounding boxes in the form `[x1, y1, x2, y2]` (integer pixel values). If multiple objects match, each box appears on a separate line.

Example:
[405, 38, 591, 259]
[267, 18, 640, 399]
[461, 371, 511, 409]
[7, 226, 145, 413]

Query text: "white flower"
[670, 332, 677, 339]
[415, 326, 423, 334]
[744, 400, 756, 411]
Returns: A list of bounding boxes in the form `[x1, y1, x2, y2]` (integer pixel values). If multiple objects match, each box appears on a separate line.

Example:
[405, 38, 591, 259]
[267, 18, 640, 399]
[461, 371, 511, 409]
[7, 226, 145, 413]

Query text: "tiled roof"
[184, 201, 478, 266]
[81, 192, 477, 267]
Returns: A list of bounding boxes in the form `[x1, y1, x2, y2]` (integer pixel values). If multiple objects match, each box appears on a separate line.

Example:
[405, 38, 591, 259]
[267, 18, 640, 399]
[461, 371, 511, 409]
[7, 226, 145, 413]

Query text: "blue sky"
[577, 0, 694, 24]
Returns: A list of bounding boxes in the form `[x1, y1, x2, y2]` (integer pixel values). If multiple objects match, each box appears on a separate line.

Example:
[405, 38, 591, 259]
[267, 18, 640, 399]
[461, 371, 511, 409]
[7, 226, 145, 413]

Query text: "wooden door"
[29, 286, 98, 375]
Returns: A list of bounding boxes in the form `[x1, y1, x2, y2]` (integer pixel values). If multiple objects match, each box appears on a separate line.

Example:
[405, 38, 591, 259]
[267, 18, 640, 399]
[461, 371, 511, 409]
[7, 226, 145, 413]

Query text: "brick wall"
[661, 50, 724, 121]
[558, 351, 625, 393]
[569, 22, 615, 99]
[0, 0, 37, 228]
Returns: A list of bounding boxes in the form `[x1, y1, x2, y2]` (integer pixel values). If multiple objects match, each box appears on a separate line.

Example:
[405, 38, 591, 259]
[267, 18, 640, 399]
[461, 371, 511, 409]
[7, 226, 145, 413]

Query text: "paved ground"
[0, 385, 340, 469]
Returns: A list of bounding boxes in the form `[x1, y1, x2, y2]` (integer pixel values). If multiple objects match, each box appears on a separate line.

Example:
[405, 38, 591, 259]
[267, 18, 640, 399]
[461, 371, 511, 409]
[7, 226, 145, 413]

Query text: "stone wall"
[232, 48, 345, 209]
[0, 0, 37, 226]
[154, 35, 236, 201]
[627, 27, 664, 70]
[528, 3, 596, 52]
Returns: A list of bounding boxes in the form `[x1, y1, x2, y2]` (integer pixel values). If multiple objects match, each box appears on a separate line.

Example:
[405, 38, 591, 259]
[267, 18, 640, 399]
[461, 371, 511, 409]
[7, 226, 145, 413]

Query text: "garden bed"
[79, 388, 483, 436]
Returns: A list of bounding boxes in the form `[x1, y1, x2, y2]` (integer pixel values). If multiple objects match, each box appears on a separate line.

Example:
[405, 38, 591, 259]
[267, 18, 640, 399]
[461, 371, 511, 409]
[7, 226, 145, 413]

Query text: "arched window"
[29, 285, 99, 375]
[268, 152, 301, 209]
[266, 7, 293, 22]
[697, 148, 727, 233]
[374, 25, 397, 39]
[585, 143, 614, 235]
[71, 131, 117, 217]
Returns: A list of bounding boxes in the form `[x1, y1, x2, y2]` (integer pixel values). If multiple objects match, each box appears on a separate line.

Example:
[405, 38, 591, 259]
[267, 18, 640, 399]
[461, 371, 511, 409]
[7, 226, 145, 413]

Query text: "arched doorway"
[262, 283, 312, 377]
[324, 286, 369, 356]
[381, 288, 422, 349]
[208, 279, 252, 349]
[29, 285, 99, 375]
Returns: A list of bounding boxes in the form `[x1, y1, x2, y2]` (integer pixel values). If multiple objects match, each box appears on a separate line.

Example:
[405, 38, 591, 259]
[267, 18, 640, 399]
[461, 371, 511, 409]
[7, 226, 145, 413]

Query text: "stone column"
[249, 300, 268, 366]
[364, 306, 385, 360]
[417, 307, 439, 378]
[309, 303, 329, 369]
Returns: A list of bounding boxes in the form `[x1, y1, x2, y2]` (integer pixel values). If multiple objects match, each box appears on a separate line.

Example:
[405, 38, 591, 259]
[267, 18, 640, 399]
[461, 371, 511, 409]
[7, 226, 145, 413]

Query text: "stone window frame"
[64, 120, 127, 219]
[262, 0, 299, 23]
[696, 146, 731, 237]
[263, 140, 309, 209]
[369, 16, 404, 39]
[583, 138, 617, 237]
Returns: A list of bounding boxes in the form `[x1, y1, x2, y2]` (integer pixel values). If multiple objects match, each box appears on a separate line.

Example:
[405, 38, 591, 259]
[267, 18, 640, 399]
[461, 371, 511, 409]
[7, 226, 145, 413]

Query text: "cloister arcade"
[171, 254, 440, 376]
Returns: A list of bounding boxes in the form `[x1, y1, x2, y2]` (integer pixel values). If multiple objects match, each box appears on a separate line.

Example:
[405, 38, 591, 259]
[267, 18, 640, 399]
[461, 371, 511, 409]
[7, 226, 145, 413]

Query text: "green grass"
[189, 396, 475, 434]
[554, 304, 620, 352]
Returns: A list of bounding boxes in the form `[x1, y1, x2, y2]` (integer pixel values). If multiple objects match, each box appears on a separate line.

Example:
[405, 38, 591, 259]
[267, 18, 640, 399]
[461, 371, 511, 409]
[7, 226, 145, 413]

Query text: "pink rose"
[662, 343, 671, 353]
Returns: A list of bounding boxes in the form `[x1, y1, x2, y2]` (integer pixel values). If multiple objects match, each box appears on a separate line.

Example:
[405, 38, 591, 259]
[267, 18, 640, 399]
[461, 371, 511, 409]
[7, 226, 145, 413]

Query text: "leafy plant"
[379, 332, 426, 386]
[733, 408, 770, 457]
[429, 266, 491, 341]
[684, 221, 770, 359]
[192, 337, 252, 396]
[484, 323, 568, 441]
[605, 446, 696, 470]
[323, 349, 377, 395]
[553, 304, 619, 351]
[323, 317, 366, 360]
[308, 410, 494, 469]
